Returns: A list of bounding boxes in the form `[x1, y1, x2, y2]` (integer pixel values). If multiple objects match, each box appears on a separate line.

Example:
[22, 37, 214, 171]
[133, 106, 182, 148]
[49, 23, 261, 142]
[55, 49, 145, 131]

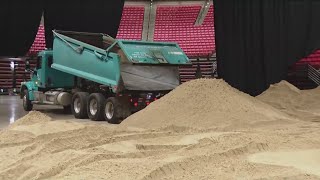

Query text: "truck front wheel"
[22, 90, 33, 111]
[87, 93, 105, 121]
[71, 92, 89, 119]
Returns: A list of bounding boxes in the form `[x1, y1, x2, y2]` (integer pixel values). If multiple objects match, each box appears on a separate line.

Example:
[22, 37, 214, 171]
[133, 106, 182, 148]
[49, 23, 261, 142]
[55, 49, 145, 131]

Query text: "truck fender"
[20, 82, 37, 100]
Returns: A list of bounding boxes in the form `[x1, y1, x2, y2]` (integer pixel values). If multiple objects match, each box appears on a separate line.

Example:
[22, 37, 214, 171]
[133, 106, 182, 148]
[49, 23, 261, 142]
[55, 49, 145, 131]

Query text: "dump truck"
[21, 30, 190, 123]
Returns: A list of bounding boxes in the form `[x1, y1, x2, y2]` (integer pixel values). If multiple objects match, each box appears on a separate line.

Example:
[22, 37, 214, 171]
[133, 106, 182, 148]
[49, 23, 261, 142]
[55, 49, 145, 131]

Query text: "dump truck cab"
[21, 30, 190, 123]
[30, 51, 74, 89]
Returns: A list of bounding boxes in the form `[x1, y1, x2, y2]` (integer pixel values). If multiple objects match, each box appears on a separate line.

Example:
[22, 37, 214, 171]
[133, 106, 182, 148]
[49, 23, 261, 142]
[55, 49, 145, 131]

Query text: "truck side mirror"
[33, 70, 37, 76]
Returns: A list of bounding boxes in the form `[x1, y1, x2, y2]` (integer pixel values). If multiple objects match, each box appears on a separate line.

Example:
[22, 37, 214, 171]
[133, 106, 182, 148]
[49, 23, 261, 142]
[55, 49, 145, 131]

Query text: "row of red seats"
[118, 26, 143, 29]
[154, 5, 215, 56]
[120, 17, 143, 20]
[124, 7, 144, 9]
[27, 5, 216, 57]
[154, 33, 214, 36]
[0, 59, 33, 89]
[295, 50, 320, 67]
[117, 35, 141, 38]
[27, 24, 46, 55]
[118, 29, 142, 31]
[116, 6, 144, 40]
[179, 62, 215, 82]
[154, 37, 214, 40]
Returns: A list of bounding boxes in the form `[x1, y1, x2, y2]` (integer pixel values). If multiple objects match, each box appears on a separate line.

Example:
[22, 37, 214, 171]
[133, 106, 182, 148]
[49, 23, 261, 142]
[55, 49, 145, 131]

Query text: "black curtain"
[44, 0, 125, 48]
[0, 0, 124, 56]
[0, 0, 43, 56]
[214, 0, 320, 96]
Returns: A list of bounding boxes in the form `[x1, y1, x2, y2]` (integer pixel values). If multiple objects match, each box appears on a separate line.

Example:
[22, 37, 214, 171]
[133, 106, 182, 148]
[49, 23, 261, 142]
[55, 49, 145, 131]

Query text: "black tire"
[22, 89, 33, 111]
[104, 97, 122, 124]
[87, 93, 105, 121]
[71, 92, 89, 119]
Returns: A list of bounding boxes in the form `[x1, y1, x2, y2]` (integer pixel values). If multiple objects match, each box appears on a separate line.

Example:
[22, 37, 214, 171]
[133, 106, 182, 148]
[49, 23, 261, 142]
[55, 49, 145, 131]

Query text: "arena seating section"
[116, 6, 144, 40]
[179, 56, 217, 83]
[0, 59, 12, 90]
[27, 25, 46, 56]
[154, 5, 215, 57]
[0, 58, 30, 93]
[287, 50, 320, 89]
[0, 25, 43, 92]
[152, 5, 216, 83]
[298, 50, 320, 67]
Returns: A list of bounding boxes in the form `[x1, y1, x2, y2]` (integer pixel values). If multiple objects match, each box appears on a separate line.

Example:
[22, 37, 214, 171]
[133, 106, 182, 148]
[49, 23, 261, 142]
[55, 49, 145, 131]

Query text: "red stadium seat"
[154, 5, 215, 57]
[27, 24, 46, 56]
[298, 49, 320, 67]
[116, 6, 144, 40]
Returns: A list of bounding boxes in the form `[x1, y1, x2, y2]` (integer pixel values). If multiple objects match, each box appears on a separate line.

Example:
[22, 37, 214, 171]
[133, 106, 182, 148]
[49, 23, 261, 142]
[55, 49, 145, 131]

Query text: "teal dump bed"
[51, 30, 190, 92]
[117, 40, 190, 65]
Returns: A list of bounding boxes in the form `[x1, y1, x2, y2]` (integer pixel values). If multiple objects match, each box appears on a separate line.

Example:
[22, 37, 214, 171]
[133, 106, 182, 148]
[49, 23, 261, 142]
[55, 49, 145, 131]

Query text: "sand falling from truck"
[1, 79, 320, 179]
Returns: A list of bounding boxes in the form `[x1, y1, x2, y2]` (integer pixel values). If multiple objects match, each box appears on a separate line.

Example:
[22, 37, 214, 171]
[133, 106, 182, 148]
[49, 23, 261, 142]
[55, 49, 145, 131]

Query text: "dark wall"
[44, 0, 125, 48]
[0, 0, 43, 56]
[0, 0, 124, 56]
[214, 0, 320, 96]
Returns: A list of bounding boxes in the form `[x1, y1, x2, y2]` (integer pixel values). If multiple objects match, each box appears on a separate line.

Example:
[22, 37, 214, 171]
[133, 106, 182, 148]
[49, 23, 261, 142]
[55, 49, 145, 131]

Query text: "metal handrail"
[307, 64, 320, 86]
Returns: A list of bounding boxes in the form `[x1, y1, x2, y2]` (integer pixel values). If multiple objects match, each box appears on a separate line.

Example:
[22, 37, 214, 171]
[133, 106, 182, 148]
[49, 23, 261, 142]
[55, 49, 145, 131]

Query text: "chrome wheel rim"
[105, 101, 114, 119]
[89, 99, 98, 115]
[23, 95, 27, 107]
[73, 97, 81, 113]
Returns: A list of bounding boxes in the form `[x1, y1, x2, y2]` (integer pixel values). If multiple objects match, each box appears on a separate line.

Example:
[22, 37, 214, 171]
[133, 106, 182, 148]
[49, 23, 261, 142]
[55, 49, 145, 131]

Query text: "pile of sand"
[0, 79, 320, 179]
[257, 81, 302, 109]
[258, 80, 320, 121]
[10, 111, 51, 127]
[122, 79, 291, 130]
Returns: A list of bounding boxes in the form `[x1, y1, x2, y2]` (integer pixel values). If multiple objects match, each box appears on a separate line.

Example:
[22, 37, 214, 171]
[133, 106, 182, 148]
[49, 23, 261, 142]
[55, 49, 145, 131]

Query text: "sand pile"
[0, 80, 320, 179]
[257, 81, 301, 109]
[248, 149, 320, 177]
[10, 111, 51, 127]
[258, 80, 320, 121]
[122, 79, 290, 130]
[0, 110, 320, 179]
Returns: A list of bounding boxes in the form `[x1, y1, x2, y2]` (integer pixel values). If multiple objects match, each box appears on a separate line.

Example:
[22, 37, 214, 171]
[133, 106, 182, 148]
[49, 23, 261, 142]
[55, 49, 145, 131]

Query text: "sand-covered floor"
[0, 79, 320, 180]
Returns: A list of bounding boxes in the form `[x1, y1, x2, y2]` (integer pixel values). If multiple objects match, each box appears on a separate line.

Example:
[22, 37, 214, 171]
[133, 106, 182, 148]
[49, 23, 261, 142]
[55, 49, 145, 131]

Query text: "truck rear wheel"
[104, 97, 122, 124]
[22, 89, 33, 111]
[71, 92, 89, 119]
[87, 93, 105, 121]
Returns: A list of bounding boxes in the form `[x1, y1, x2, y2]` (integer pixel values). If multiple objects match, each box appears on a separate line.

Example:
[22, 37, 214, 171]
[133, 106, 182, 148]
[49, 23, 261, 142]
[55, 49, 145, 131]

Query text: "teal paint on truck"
[116, 40, 190, 65]
[20, 49, 75, 100]
[37, 51, 75, 89]
[21, 81, 38, 100]
[20, 30, 191, 119]
[52, 31, 121, 92]
[50, 30, 190, 93]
